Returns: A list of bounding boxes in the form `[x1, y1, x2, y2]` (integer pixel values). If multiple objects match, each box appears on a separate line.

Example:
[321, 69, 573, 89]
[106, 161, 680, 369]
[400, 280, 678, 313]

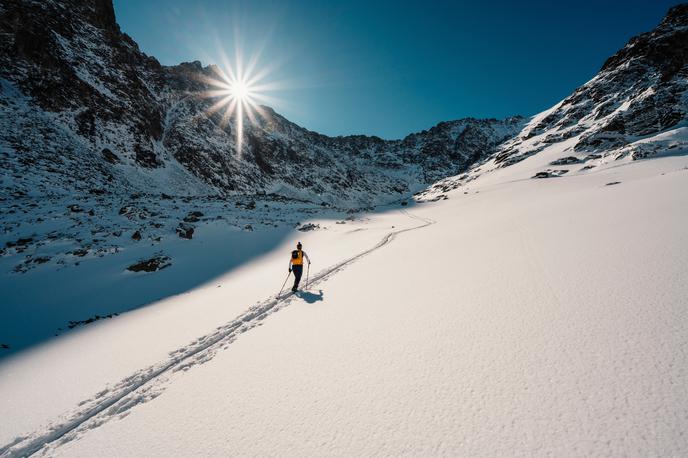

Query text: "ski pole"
[278, 271, 291, 297]
[305, 263, 310, 290]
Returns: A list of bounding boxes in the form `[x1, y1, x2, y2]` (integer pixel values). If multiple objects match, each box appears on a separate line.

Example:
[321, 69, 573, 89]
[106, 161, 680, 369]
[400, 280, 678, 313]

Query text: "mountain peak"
[660, 3, 688, 29]
[83, 0, 119, 32]
[601, 4, 688, 78]
[476, 4, 688, 171]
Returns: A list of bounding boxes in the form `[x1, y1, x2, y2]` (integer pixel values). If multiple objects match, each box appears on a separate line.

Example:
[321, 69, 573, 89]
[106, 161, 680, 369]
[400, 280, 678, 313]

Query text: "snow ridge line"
[0, 210, 435, 458]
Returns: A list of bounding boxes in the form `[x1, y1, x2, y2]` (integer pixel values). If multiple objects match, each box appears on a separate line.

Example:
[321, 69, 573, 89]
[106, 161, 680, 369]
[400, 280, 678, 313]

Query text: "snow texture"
[2, 150, 687, 458]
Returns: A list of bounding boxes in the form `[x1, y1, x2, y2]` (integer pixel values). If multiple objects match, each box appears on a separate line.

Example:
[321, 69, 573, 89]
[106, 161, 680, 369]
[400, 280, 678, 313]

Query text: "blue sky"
[113, 0, 677, 139]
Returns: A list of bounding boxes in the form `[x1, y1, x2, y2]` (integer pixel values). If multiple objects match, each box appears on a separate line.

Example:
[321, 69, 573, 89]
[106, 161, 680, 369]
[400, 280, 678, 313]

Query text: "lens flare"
[201, 48, 283, 156]
[232, 81, 249, 100]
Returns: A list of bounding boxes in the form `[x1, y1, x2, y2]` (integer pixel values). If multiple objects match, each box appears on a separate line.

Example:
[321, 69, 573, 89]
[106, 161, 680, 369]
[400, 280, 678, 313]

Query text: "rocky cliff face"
[491, 4, 688, 168]
[416, 4, 688, 200]
[0, 0, 523, 206]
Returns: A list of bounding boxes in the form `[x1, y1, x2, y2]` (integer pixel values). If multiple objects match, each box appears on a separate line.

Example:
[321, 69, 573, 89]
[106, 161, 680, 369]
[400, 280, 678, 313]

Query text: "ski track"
[0, 210, 435, 458]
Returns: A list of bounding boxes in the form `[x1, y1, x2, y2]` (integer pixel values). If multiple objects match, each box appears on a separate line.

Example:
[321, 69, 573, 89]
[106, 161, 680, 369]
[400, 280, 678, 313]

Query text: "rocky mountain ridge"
[417, 3, 688, 199]
[494, 4, 688, 165]
[0, 0, 524, 207]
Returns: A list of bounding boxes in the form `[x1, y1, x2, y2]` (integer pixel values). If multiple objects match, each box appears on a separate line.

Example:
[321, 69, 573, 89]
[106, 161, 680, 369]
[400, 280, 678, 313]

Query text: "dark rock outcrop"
[126, 254, 171, 272]
[491, 5, 688, 167]
[176, 223, 194, 239]
[550, 156, 583, 166]
[531, 170, 569, 179]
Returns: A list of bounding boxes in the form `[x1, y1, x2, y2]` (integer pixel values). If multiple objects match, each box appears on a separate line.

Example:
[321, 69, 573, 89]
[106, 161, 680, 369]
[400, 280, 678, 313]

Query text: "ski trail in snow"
[0, 210, 435, 458]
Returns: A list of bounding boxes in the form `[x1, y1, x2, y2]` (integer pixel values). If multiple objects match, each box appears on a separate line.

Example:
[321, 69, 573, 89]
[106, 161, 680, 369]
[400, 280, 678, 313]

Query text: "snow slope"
[1, 148, 686, 456]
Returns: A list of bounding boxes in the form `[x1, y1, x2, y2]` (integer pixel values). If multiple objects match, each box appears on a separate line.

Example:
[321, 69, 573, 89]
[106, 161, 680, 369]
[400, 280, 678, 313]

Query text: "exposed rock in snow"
[183, 211, 203, 223]
[549, 156, 583, 165]
[297, 223, 320, 232]
[531, 169, 570, 179]
[126, 254, 171, 273]
[67, 312, 120, 330]
[175, 223, 194, 239]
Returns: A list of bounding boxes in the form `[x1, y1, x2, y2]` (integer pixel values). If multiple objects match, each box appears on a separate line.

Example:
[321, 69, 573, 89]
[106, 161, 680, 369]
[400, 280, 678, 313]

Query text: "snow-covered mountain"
[418, 4, 688, 198]
[0, 0, 523, 206]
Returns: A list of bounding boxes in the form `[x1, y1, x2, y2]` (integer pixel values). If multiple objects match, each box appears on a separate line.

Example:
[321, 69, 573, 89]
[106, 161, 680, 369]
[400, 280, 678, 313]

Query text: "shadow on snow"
[296, 289, 324, 304]
[0, 201, 418, 359]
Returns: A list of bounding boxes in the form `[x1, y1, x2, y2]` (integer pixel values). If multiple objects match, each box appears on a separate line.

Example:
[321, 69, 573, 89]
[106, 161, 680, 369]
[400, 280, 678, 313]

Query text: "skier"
[288, 241, 311, 292]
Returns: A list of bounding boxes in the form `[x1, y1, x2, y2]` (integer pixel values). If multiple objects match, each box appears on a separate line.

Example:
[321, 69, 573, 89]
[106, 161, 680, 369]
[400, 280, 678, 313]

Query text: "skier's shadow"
[295, 289, 324, 304]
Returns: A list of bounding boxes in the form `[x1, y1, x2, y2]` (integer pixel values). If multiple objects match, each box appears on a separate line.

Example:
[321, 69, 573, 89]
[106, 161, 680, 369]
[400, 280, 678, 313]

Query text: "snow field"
[2, 152, 685, 456]
[0, 210, 425, 453]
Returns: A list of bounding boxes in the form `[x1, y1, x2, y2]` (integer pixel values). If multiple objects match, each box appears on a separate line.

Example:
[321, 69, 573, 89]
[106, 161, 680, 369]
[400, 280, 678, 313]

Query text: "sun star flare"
[201, 51, 280, 156]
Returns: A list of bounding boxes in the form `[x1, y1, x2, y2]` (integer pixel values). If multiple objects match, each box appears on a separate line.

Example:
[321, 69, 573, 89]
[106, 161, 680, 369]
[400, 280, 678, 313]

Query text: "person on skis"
[288, 241, 311, 292]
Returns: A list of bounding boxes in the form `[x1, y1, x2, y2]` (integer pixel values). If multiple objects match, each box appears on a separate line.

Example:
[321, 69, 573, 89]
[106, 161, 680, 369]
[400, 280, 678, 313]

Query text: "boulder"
[549, 156, 582, 166]
[176, 223, 194, 239]
[126, 255, 172, 273]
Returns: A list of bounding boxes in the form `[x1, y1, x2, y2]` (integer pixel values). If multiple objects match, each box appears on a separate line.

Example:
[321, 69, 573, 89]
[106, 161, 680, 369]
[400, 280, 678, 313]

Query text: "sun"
[231, 80, 250, 100]
[200, 50, 282, 157]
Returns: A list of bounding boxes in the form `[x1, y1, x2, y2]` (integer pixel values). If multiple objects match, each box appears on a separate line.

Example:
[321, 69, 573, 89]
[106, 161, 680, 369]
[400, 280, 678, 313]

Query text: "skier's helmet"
[297, 242, 302, 249]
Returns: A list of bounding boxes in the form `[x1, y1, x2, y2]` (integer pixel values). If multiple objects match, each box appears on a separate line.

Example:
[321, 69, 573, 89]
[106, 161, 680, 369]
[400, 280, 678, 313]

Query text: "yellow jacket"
[289, 249, 310, 267]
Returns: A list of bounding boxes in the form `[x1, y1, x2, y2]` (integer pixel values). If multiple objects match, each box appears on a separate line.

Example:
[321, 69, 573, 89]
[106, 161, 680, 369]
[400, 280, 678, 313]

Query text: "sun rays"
[201, 47, 284, 156]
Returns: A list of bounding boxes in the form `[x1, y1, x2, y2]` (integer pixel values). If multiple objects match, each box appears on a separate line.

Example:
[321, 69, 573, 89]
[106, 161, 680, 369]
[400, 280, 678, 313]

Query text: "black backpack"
[291, 250, 300, 260]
